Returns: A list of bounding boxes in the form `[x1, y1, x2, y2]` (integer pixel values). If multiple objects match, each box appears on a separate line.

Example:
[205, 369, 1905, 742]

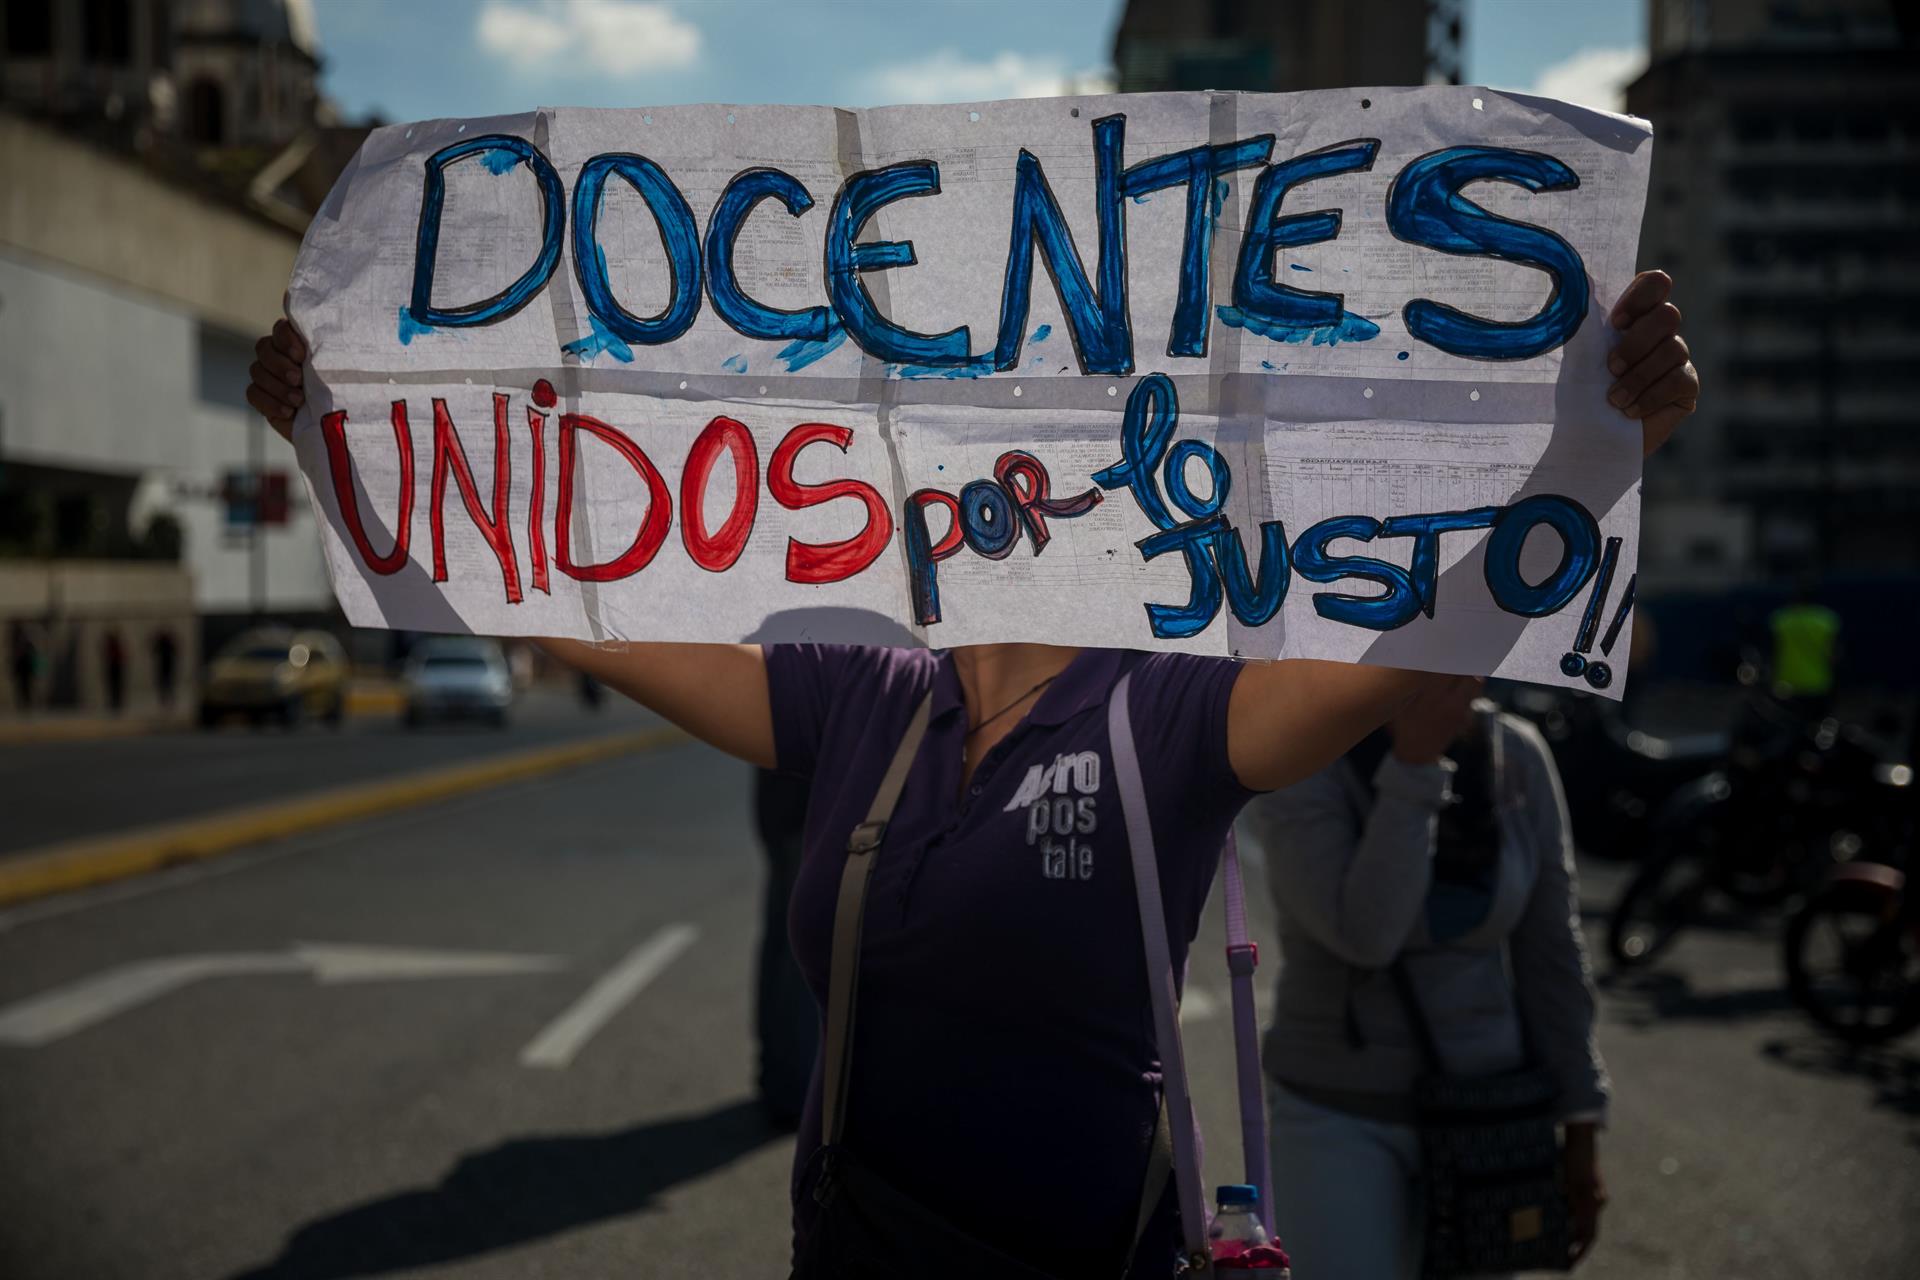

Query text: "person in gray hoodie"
[1248, 675, 1609, 1278]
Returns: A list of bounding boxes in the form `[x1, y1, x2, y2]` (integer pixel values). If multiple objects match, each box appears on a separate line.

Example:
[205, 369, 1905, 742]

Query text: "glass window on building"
[82, 0, 132, 65]
[185, 77, 224, 144]
[152, 0, 170, 69]
[1791, 113, 1838, 144]
[197, 324, 256, 412]
[4, 0, 55, 55]
[1843, 112, 1889, 144]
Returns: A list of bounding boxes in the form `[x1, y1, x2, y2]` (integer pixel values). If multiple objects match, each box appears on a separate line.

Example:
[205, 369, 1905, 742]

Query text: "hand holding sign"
[248, 310, 306, 443]
[1605, 270, 1699, 455]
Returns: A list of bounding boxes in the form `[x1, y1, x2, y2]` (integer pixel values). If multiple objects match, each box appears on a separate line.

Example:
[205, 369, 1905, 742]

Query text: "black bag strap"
[820, 691, 932, 1147]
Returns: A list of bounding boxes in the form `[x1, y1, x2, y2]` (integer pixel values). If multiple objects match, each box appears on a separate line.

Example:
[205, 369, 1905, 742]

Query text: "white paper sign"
[288, 87, 1653, 693]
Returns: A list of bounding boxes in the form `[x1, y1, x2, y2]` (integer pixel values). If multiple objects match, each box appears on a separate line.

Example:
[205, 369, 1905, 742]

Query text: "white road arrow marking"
[521, 924, 699, 1069]
[0, 944, 564, 1048]
[291, 942, 563, 983]
[0, 954, 302, 1047]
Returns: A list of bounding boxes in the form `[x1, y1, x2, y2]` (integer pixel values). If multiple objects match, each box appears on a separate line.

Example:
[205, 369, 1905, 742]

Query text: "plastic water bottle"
[1209, 1184, 1269, 1258]
[1209, 1185, 1291, 1273]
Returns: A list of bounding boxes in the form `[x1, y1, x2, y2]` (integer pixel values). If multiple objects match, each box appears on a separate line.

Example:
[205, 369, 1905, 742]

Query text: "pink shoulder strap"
[1108, 670, 1273, 1270]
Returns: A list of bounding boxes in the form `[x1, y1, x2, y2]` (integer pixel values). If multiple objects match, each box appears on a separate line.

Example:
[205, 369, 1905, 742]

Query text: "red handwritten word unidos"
[319, 379, 893, 599]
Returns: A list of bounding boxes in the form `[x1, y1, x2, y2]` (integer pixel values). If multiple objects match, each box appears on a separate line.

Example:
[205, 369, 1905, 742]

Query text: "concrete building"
[0, 0, 343, 717]
[1113, 0, 1464, 93]
[0, 110, 329, 714]
[1627, 0, 1920, 588]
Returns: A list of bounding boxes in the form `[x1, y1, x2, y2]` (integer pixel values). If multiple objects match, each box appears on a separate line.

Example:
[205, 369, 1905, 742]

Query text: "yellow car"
[199, 627, 348, 728]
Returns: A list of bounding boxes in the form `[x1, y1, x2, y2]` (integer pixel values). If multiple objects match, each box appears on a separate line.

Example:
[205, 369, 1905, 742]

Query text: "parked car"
[403, 637, 513, 728]
[199, 627, 347, 728]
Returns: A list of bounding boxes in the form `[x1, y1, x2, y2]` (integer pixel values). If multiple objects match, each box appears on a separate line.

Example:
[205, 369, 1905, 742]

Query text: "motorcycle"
[1782, 762, 1919, 1044]
[1607, 680, 1897, 968]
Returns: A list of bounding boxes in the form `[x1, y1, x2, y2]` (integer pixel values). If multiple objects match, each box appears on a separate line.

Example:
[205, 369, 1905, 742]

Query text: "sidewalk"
[0, 677, 406, 745]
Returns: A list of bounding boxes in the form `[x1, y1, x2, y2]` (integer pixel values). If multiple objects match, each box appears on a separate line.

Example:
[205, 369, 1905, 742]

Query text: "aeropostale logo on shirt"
[1006, 751, 1102, 882]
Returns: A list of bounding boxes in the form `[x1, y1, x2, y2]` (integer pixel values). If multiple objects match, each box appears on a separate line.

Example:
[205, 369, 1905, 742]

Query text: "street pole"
[249, 419, 267, 620]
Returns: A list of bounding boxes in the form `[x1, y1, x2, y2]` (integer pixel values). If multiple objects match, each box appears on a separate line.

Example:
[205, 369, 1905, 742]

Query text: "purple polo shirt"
[766, 644, 1255, 1277]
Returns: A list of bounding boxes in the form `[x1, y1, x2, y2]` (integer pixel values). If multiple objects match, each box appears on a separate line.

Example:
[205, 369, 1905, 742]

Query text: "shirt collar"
[1026, 648, 1130, 727]
[928, 647, 1130, 731]
[929, 651, 966, 725]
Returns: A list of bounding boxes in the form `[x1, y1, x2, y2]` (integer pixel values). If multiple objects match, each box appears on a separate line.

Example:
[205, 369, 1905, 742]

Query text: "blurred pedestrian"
[9, 620, 35, 712]
[1769, 588, 1840, 713]
[151, 628, 180, 707]
[1248, 677, 1611, 1278]
[507, 641, 535, 688]
[752, 767, 818, 1128]
[245, 271, 1694, 1279]
[102, 627, 127, 714]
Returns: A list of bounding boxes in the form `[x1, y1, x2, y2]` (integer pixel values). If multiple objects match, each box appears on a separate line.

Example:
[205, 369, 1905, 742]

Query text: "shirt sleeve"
[761, 643, 859, 778]
[1250, 754, 1453, 969]
[1123, 655, 1262, 929]
[1503, 715, 1613, 1125]
[1129, 653, 1255, 816]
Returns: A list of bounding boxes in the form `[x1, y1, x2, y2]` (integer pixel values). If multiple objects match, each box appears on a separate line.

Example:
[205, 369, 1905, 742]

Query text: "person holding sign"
[245, 266, 1693, 1277]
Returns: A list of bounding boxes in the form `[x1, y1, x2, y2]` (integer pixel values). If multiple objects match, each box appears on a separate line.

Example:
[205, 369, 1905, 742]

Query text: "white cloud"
[476, 4, 571, 60]
[1526, 45, 1648, 114]
[867, 50, 1113, 105]
[476, 1, 701, 77]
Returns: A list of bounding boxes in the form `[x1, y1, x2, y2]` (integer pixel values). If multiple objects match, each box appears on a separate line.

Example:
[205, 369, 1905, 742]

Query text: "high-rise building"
[1114, 0, 1463, 93]
[1627, 0, 1919, 587]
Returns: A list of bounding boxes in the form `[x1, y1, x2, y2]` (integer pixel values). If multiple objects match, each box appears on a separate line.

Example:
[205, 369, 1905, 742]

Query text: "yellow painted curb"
[0, 717, 176, 745]
[0, 726, 688, 907]
[344, 680, 407, 716]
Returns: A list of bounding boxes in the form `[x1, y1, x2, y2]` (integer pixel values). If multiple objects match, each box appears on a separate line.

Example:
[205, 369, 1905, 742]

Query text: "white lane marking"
[520, 924, 699, 1069]
[0, 944, 563, 1048]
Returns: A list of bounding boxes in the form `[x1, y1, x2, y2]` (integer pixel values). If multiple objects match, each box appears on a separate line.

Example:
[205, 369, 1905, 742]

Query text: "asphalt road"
[0, 727, 1914, 1279]
[0, 687, 648, 856]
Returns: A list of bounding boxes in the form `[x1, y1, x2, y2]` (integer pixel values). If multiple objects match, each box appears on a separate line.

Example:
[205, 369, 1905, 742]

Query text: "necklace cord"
[965, 673, 1059, 738]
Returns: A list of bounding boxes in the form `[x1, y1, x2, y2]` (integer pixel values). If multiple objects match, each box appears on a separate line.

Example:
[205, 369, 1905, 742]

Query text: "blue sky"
[314, 0, 1647, 123]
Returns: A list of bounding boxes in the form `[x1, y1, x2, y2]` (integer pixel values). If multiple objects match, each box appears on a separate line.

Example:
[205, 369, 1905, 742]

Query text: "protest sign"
[288, 86, 1652, 692]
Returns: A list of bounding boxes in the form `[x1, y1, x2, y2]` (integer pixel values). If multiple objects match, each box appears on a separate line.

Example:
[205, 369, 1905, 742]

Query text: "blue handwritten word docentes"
[406, 118, 1588, 368]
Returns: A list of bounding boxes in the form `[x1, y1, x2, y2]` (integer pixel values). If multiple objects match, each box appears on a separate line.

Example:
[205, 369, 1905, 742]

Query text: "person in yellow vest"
[1769, 594, 1841, 706]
